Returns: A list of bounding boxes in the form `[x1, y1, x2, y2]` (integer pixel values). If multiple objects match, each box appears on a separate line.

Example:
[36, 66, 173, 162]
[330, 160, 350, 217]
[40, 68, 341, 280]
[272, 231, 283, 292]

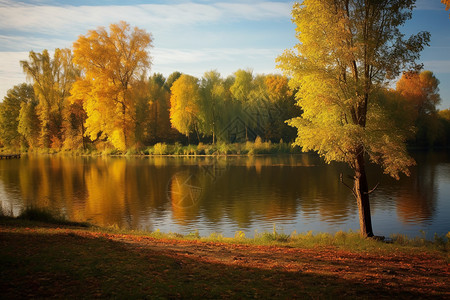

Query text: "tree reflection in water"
[0, 152, 448, 237]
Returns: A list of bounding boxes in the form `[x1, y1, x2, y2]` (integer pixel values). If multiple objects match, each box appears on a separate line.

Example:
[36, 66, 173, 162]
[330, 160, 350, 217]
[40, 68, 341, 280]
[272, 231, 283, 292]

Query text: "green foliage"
[21, 49, 78, 149]
[153, 142, 168, 155]
[0, 83, 34, 149]
[17, 98, 41, 149]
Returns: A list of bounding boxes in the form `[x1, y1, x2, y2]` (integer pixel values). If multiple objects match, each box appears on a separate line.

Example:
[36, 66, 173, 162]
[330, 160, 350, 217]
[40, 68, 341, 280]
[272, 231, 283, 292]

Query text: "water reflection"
[0, 152, 448, 237]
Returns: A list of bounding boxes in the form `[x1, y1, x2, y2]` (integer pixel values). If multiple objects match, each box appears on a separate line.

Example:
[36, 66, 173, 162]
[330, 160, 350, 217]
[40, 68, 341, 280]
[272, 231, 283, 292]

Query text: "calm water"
[0, 152, 449, 238]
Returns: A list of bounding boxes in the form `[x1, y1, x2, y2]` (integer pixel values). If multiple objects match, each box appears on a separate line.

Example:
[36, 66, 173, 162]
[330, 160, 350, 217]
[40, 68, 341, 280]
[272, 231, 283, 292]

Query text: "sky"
[0, 0, 449, 108]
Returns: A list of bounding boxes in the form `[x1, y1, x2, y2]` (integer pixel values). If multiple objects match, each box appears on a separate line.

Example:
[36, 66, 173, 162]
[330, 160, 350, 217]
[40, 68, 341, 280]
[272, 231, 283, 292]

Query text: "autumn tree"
[18, 94, 40, 149]
[170, 74, 201, 140]
[396, 70, 441, 146]
[148, 73, 172, 142]
[72, 21, 152, 151]
[263, 74, 298, 142]
[0, 84, 35, 149]
[199, 70, 226, 143]
[21, 49, 77, 149]
[229, 69, 256, 141]
[164, 71, 182, 91]
[64, 83, 88, 150]
[277, 0, 430, 237]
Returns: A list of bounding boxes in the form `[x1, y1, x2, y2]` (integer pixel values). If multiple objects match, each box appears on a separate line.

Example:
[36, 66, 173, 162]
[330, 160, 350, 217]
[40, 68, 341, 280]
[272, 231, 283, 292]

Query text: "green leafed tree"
[18, 95, 40, 150]
[199, 70, 226, 144]
[277, 0, 430, 237]
[21, 48, 77, 149]
[0, 83, 35, 149]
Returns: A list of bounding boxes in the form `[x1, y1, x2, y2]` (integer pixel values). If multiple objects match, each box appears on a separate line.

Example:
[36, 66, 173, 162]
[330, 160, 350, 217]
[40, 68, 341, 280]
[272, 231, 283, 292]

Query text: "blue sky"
[1, 0, 449, 108]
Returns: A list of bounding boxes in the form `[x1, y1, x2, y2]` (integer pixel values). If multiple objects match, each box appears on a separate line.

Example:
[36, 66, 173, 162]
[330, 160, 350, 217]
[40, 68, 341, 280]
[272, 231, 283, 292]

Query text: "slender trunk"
[354, 149, 374, 237]
[154, 101, 158, 138]
[212, 121, 216, 144]
[81, 121, 86, 150]
[122, 103, 127, 149]
[196, 126, 200, 143]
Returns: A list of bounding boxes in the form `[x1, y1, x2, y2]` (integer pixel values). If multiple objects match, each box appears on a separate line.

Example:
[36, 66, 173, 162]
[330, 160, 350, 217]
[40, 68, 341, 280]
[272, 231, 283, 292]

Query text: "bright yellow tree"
[169, 74, 201, 140]
[72, 21, 152, 151]
[277, 0, 430, 237]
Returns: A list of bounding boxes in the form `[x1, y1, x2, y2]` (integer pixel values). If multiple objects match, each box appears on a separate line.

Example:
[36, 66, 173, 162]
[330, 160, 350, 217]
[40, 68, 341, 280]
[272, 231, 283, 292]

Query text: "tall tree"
[230, 69, 255, 141]
[169, 74, 201, 139]
[396, 70, 441, 146]
[277, 0, 430, 237]
[263, 74, 298, 142]
[72, 21, 152, 151]
[199, 70, 225, 144]
[148, 73, 171, 142]
[18, 96, 40, 149]
[21, 49, 76, 149]
[0, 83, 35, 149]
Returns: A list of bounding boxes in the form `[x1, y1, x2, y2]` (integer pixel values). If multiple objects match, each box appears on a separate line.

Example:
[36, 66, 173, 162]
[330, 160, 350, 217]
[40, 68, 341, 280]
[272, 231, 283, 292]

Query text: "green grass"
[141, 140, 301, 156]
[2, 209, 449, 254]
[8, 139, 302, 156]
[93, 223, 450, 255]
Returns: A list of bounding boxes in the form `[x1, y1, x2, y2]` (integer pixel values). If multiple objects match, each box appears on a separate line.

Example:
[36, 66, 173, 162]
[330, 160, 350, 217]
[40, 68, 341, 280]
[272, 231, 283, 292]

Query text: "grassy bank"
[1, 139, 302, 157]
[1, 211, 449, 299]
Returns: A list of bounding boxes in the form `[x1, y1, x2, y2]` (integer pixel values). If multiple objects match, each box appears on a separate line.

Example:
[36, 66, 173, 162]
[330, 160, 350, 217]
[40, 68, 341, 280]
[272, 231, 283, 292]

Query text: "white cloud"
[0, 35, 71, 51]
[0, 1, 290, 37]
[153, 47, 279, 64]
[215, 2, 291, 20]
[151, 47, 282, 79]
[0, 51, 30, 100]
[423, 60, 450, 74]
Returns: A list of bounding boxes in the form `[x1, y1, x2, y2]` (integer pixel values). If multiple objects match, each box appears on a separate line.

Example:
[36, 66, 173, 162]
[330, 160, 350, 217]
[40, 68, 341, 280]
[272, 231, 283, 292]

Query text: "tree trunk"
[354, 150, 374, 238]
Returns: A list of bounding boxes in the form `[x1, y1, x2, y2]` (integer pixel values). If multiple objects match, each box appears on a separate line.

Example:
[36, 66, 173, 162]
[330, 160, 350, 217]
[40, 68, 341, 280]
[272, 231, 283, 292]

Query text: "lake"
[0, 152, 449, 238]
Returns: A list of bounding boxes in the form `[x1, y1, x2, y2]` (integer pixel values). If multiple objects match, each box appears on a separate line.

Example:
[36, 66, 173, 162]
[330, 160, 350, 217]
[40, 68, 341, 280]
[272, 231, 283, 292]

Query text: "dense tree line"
[0, 22, 299, 152]
[0, 21, 448, 153]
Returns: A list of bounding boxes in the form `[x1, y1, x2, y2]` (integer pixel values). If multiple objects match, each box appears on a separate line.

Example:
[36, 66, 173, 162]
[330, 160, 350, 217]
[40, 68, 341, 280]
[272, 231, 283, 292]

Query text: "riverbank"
[0, 140, 302, 157]
[0, 217, 448, 299]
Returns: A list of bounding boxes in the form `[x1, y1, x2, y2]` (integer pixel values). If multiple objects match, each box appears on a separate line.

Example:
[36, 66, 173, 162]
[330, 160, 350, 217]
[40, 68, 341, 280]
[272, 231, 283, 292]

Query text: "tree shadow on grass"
[0, 230, 445, 299]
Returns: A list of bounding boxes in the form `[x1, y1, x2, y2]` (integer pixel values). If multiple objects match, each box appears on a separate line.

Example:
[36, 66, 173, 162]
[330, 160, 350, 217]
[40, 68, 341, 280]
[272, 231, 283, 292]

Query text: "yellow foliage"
[72, 21, 152, 150]
[169, 74, 200, 136]
[277, 0, 425, 180]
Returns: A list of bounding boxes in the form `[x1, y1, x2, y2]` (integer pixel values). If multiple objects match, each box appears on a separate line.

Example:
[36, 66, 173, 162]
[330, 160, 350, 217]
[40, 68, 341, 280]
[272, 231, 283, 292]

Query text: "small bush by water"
[17, 207, 89, 227]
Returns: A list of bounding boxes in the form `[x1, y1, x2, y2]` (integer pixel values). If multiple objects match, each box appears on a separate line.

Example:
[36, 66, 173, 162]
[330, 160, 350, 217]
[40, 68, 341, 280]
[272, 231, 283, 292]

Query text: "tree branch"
[340, 173, 357, 198]
[365, 182, 380, 195]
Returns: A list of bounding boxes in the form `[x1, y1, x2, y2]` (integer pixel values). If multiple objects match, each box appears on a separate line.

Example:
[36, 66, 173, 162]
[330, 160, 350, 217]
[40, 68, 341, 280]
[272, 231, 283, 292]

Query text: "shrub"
[153, 143, 168, 155]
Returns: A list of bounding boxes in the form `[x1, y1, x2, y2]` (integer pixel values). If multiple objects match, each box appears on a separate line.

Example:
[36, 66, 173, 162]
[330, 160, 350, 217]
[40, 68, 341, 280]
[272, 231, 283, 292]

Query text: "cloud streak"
[0, 1, 291, 37]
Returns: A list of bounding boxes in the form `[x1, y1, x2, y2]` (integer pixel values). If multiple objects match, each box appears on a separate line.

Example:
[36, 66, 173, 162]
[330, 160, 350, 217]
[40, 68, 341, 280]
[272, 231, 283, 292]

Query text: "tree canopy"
[72, 21, 152, 151]
[277, 0, 430, 237]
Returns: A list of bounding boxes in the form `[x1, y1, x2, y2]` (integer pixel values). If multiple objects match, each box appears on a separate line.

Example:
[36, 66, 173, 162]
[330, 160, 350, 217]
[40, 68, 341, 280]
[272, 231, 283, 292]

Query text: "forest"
[0, 21, 449, 154]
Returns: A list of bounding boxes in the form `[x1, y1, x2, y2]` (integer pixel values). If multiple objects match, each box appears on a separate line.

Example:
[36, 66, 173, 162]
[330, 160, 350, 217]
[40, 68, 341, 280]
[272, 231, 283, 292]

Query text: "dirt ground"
[1, 225, 449, 299]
